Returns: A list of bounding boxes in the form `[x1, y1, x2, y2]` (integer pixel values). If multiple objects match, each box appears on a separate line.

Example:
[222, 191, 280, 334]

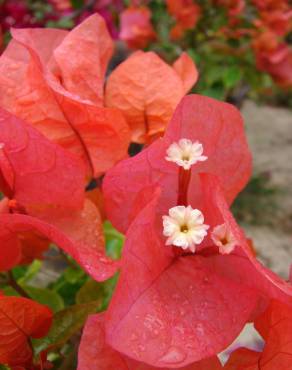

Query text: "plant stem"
[7, 271, 31, 299]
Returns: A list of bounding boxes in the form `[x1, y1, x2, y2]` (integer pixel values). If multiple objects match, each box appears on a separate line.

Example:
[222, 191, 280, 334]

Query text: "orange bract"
[105, 51, 198, 143]
[0, 14, 130, 177]
[167, 0, 201, 39]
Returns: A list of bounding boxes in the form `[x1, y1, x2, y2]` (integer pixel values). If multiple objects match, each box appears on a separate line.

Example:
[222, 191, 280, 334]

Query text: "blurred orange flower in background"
[167, 0, 201, 39]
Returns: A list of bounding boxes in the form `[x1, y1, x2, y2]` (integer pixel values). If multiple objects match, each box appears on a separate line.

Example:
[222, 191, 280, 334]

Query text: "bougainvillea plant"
[0, 10, 291, 370]
[117, 0, 292, 103]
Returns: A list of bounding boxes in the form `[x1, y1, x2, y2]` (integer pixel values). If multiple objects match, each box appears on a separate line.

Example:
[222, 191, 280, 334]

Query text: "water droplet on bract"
[179, 308, 186, 316]
[174, 325, 185, 335]
[159, 346, 186, 365]
[130, 333, 138, 341]
[195, 323, 205, 337]
[137, 344, 145, 352]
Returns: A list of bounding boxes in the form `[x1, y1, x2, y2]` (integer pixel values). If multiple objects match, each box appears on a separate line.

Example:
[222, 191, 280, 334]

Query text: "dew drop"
[137, 344, 145, 352]
[159, 346, 186, 365]
[179, 308, 186, 316]
[130, 333, 138, 341]
[195, 323, 205, 336]
[189, 285, 194, 292]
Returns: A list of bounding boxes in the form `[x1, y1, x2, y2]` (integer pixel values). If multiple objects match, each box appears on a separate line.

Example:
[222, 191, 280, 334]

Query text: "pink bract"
[103, 94, 252, 234]
[78, 314, 223, 370]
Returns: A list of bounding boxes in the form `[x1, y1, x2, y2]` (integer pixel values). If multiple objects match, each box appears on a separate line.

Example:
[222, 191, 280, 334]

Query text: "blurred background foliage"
[1, 0, 292, 106]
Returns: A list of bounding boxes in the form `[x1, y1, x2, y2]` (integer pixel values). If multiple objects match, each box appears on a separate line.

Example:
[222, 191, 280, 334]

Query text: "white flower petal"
[162, 205, 209, 253]
[165, 138, 208, 169]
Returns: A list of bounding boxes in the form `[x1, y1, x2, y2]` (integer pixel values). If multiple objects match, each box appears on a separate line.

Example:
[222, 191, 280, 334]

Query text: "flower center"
[180, 224, 189, 233]
[211, 223, 236, 255]
[165, 138, 207, 170]
[162, 205, 209, 253]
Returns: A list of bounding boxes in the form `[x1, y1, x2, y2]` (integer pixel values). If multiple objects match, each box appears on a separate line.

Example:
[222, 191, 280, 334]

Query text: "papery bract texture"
[0, 14, 130, 177]
[78, 314, 223, 370]
[0, 107, 85, 213]
[225, 300, 292, 369]
[103, 94, 252, 233]
[104, 189, 258, 368]
[0, 109, 117, 280]
[105, 52, 198, 143]
[172, 53, 199, 94]
[0, 204, 119, 281]
[0, 296, 52, 367]
[204, 174, 292, 305]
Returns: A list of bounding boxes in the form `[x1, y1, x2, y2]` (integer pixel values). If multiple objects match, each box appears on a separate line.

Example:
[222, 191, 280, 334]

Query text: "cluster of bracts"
[1, 0, 292, 88]
[0, 13, 292, 370]
[118, 0, 292, 87]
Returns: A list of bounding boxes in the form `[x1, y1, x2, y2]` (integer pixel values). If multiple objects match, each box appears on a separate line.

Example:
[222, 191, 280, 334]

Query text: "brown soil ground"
[241, 100, 292, 279]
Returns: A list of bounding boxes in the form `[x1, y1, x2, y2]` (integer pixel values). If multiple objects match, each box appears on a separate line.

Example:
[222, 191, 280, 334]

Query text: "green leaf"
[23, 286, 64, 312]
[223, 66, 242, 89]
[64, 266, 85, 284]
[76, 279, 104, 305]
[46, 18, 75, 29]
[76, 275, 118, 309]
[34, 301, 99, 354]
[18, 260, 42, 284]
[201, 84, 225, 100]
[104, 221, 125, 260]
[52, 266, 87, 306]
[70, 0, 84, 9]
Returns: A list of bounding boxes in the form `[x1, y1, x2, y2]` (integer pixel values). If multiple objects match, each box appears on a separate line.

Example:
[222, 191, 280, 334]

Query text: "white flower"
[165, 139, 207, 170]
[162, 205, 209, 253]
[211, 223, 236, 255]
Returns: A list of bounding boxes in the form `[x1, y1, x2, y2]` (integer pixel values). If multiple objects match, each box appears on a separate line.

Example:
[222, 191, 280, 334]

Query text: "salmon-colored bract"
[105, 52, 198, 143]
[0, 109, 118, 281]
[103, 94, 252, 234]
[225, 300, 292, 370]
[0, 14, 130, 177]
[78, 314, 223, 370]
[0, 295, 52, 368]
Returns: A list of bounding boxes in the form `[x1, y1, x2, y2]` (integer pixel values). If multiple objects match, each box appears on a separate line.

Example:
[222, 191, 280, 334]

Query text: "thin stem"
[7, 271, 31, 299]
[177, 168, 192, 206]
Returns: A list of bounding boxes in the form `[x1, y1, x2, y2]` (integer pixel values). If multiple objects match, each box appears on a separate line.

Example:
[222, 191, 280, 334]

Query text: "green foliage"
[71, 0, 84, 9]
[76, 274, 118, 309]
[104, 221, 125, 260]
[34, 301, 99, 354]
[146, 0, 289, 105]
[23, 286, 64, 312]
